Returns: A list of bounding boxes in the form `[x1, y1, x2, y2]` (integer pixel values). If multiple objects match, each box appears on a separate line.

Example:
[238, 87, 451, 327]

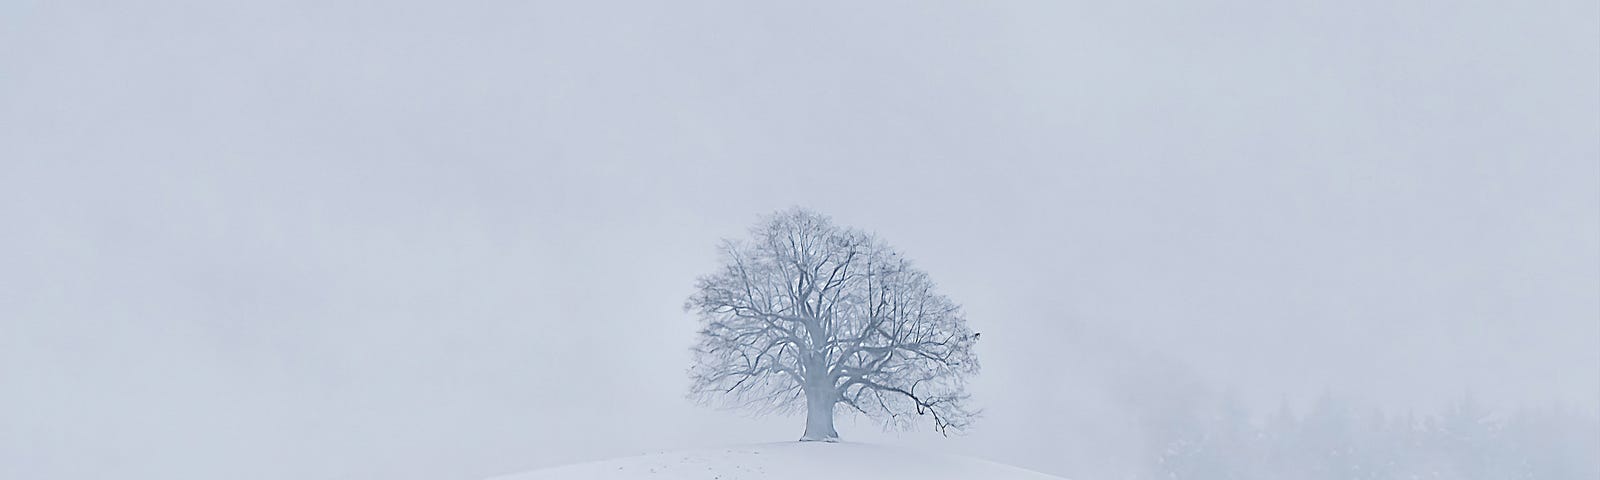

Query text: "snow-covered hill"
[489, 442, 1066, 480]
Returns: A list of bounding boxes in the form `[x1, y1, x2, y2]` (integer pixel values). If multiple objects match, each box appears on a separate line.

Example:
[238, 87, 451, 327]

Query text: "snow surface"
[489, 442, 1067, 480]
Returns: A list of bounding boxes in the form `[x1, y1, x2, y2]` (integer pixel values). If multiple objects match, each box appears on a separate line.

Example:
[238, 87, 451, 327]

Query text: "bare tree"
[687, 208, 980, 441]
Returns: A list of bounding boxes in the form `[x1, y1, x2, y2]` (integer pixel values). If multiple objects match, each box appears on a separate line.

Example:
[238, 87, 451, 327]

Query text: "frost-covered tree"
[686, 208, 980, 441]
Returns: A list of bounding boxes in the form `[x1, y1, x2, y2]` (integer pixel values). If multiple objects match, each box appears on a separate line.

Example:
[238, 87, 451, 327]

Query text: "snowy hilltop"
[488, 442, 1065, 480]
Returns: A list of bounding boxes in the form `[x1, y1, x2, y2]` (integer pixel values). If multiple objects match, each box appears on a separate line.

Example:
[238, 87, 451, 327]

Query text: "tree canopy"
[687, 208, 980, 441]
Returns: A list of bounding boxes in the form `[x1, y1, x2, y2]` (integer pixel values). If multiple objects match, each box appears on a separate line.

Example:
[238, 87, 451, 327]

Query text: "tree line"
[1139, 392, 1599, 480]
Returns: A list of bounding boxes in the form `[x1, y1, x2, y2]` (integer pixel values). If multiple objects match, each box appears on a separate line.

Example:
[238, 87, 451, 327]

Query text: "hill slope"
[489, 442, 1066, 480]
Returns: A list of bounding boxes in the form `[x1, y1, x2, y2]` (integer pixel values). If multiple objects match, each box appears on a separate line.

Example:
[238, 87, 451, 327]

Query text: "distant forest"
[1134, 393, 1599, 480]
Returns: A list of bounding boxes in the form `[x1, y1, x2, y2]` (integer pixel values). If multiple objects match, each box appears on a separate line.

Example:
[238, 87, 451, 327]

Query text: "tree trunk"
[799, 385, 839, 442]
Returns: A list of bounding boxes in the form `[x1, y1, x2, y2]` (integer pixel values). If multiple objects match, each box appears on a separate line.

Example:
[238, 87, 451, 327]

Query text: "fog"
[2, 1, 1596, 479]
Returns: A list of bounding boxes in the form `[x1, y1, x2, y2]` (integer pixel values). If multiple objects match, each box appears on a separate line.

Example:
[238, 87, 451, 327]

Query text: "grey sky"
[3, 1, 1596, 479]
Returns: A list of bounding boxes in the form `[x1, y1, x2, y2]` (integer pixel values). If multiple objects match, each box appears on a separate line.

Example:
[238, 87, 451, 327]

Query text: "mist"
[3, 1, 1596, 479]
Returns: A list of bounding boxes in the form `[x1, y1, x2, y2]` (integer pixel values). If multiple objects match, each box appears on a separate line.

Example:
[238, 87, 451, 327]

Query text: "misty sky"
[3, 1, 1597, 480]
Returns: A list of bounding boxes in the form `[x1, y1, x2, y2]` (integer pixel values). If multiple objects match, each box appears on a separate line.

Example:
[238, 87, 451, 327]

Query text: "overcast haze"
[3, 1, 1597, 479]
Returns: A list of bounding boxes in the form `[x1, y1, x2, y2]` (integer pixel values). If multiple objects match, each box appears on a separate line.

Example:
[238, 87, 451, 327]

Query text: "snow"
[488, 442, 1067, 480]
